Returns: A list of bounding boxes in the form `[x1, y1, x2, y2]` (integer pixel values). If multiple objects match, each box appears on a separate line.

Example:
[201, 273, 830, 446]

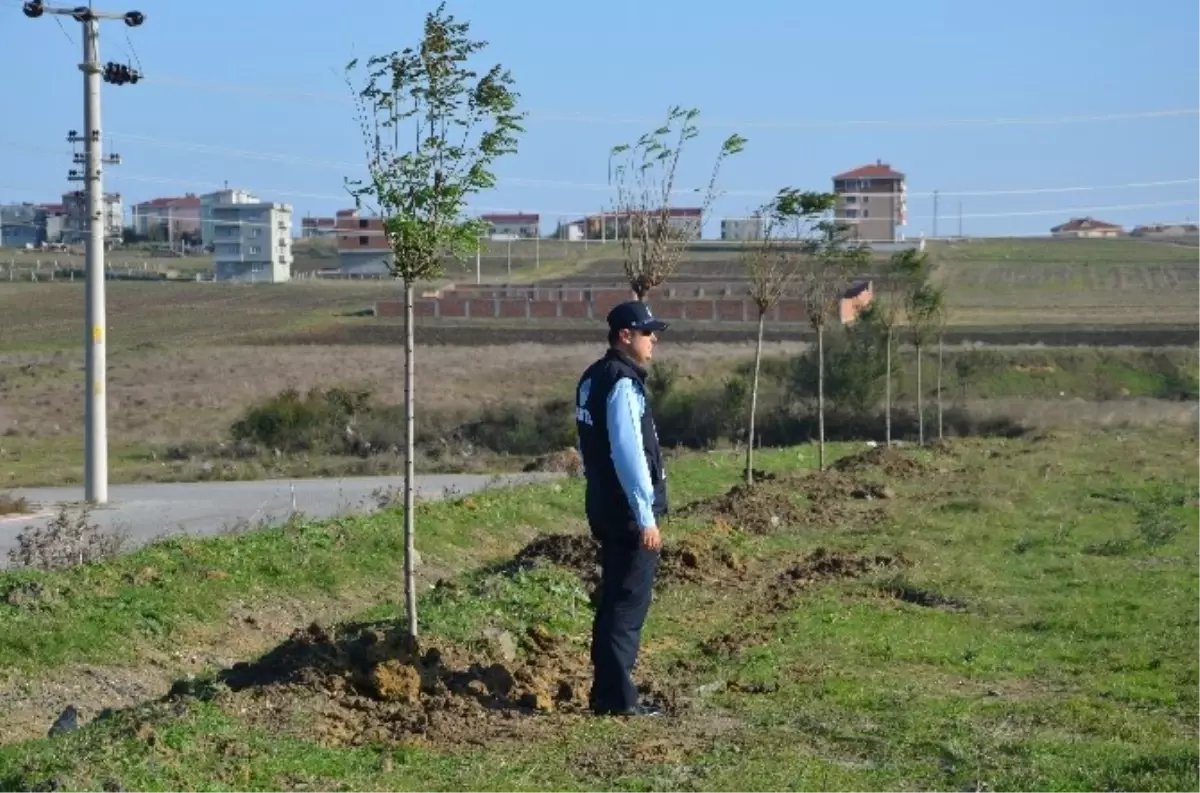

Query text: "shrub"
[230, 387, 372, 454]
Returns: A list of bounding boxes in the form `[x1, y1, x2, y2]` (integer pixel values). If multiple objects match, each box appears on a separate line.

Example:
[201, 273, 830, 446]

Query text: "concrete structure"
[200, 188, 259, 246]
[301, 216, 337, 238]
[61, 190, 123, 245]
[378, 280, 873, 326]
[210, 201, 293, 282]
[582, 208, 703, 241]
[131, 194, 201, 241]
[1050, 217, 1123, 238]
[335, 208, 392, 275]
[481, 212, 540, 238]
[832, 161, 906, 242]
[1129, 222, 1198, 239]
[721, 215, 763, 241]
[0, 203, 43, 248]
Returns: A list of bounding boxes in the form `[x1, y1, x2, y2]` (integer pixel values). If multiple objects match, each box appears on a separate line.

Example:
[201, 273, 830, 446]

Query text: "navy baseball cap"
[606, 300, 669, 333]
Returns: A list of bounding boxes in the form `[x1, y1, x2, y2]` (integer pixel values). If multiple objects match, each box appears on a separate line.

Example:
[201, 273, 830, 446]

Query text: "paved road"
[0, 473, 564, 567]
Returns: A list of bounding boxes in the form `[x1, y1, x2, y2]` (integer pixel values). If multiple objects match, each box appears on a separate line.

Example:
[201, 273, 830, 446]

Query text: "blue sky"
[1, 0, 1197, 238]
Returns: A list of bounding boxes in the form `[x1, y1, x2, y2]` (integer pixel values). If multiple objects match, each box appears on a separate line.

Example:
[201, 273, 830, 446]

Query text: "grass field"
[1, 233, 1195, 489]
[0, 428, 1195, 790]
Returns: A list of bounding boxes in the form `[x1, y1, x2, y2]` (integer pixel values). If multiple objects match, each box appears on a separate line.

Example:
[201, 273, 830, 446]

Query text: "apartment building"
[335, 208, 392, 275]
[131, 194, 202, 241]
[832, 161, 906, 242]
[61, 190, 124, 245]
[200, 188, 260, 246]
[300, 216, 337, 238]
[210, 201, 293, 282]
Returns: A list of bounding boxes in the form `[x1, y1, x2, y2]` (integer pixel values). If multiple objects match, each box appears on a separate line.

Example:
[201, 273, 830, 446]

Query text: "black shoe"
[593, 703, 664, 717]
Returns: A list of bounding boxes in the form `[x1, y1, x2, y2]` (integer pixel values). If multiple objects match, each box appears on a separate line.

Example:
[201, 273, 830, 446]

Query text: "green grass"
[0, 429, 1196, 790]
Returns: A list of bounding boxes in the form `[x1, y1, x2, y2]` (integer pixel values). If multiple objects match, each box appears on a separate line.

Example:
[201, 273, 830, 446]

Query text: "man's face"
[621, 328, 658, 365]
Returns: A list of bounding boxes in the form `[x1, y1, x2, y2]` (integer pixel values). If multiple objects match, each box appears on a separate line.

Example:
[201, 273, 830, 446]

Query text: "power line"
[140, 73, 1200, 129]
[4, 136, 1197, 203]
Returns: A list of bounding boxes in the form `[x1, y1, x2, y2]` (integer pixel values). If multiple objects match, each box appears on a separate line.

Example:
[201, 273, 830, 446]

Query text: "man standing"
[574, 300, 669, 717]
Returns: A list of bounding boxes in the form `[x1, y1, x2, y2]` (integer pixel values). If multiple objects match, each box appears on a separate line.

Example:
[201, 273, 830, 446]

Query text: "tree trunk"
[915, 341, 924, 445]
[403, 279, 418, 638]
[936, 335, 944, 441]
[817, 323, 826, 471]
[746, 311, 765, 485]
[885, 324, 892, 448]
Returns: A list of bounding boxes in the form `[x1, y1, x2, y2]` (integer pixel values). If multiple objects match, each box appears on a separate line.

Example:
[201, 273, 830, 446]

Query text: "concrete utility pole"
[23, 0, 145, 505]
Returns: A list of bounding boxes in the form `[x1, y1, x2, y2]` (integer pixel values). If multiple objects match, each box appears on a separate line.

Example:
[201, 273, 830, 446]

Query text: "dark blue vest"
[575, 349, 669, 532]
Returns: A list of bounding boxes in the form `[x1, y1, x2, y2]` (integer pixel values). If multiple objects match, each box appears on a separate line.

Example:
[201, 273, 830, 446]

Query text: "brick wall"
[377, 287, 873, 326]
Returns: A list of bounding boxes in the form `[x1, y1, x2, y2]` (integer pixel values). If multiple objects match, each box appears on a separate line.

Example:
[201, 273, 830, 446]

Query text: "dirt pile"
[659, 540, 749, 587]
[523, 447, 583, 476]
[507, 533, 600, 587]
[677, 482, 809, 534]
[832, 446, 933, 479]
[762, 547, 906, 613]
[194, 620, 660, 747]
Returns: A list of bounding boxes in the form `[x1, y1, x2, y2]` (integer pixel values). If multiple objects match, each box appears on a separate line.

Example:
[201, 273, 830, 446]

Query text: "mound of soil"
[659, 540, 749, 587]
[508, 533, 600, 587]
[194, 620, 676, 747]
[763, 547, 906, 613]
[677, 482, 809, 534]
[832, 446, 932, 479]
[522, 448, 583, 476]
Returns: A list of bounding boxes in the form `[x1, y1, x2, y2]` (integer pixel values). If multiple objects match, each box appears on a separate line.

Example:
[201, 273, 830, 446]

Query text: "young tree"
[608, 107, 746, 300]
[741, 189, 836, 485]
[899, 251, 944, 445]
[934, 297, 950, 441]
[876, 250, 918, 447]
[344, 3, 524, 639]
[799, 221, 871, 470]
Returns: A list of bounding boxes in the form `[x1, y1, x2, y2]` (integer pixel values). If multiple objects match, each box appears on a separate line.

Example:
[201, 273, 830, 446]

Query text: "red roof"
[1051, 216, 1122, 233]
[38, 203, 65, 213]
[834, 161, 905, 180]
[302, 217, 336, 227]
[481, 213, 539, 224]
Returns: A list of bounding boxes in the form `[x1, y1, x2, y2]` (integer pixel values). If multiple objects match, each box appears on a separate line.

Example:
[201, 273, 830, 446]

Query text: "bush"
[790, 305, 891, 414]
[459, 399, 576, 456]
[230, 387, 372, 454]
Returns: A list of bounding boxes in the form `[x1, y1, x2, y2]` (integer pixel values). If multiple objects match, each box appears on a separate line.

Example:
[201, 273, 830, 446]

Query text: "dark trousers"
[589, 524, 660, 712]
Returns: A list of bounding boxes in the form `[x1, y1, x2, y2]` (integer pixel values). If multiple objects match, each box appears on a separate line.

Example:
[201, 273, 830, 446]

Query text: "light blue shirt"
[605, 378, 656, 531]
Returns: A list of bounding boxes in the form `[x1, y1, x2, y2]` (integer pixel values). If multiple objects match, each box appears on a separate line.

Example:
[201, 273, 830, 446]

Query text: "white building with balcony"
[200, 188, 259, 246]
[210, 201, 293, 283]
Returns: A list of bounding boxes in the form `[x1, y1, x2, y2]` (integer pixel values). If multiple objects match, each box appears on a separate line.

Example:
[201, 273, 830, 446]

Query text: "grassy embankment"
[0, 428, 1196, 790]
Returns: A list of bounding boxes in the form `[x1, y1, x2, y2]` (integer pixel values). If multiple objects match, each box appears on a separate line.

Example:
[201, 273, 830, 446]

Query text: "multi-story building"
[335, 208, 392, 275]
[0, 203, 43, 248]
[832, 161, 906, 242]
[200, 188, 259, 246]
[583, 207, 703, 241]
[300, 216, 337, 238]
[210, 201, 293, 282]
[480, 212, 540, 238]
[62, 190, 123, 245]
[721, 214, 763, 241]
[1050, 217, 1122, 238]
[131, 194, 202, 241]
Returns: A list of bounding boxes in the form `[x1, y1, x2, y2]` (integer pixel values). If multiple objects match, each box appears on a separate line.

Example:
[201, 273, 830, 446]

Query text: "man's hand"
[640, 525, 661, 551]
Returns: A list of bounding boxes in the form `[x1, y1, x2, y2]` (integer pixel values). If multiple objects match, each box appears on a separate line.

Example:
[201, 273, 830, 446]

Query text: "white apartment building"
[210, 201, 294, 283]
[200, 188, 259, 246]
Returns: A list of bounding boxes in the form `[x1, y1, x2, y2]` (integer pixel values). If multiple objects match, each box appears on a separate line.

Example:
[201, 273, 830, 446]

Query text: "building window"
[251, 228, 261, 237]
[358, 219, 368, 229]
[248, 246, 261, 255]
[862, 196, 870, 204]
[845, 209, 859, 218]
[844, 196, 857, 204]
[359, 235, 368, 245]
[863, 210, 870, 218]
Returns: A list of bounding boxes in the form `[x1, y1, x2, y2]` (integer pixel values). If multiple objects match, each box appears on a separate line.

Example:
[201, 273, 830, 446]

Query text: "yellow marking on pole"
[92, 325, 103, 344]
